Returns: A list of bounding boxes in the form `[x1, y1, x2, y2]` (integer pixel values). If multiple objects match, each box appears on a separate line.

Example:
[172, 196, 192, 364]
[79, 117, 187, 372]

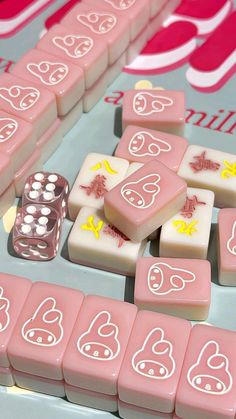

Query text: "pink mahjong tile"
[0, 73, 57, 139]
[134, 257, 211, 320]
[36, 24, 108, 89]
[14, 148, 42, 197]
[13, 369, 65, 397]
[82, 70, 108, 112]
[8, 282, 84, 379]
[0, 184, 15, 219]
[65, 383, 118, 411]
[0, 366, 15, 387]
[0, 273, 32, 368]
[218, 208, 236, 286]
[83, 0, 150, 40]
[37, 118, 62, 163]
[122, 90, 185, 135]
[115, 125, 188, 172]
[0, 110, 36, 173]
[118, 310, 191, 413]
[61, 3, 130, 64]
[0, 152, 13, 196]
[104, 159, 187, 242]
[176, 324, 236, 419]
[149, 0, 167, 18]
[11, 48, 85, 116]
[118, 400, 174, 419]
[63, 295, 137, 395]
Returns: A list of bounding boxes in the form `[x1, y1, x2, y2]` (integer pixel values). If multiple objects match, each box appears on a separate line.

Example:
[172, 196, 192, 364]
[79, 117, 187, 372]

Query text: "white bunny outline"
[131, 327, 176, 380]
[52, 34, 94, 58]
[0, 286, 10, 333]
[148, 262, 196, 295]
[133, 92, 174, 116]
[0, 117, 18, 142]
[0, 85, 40, 111]
[128, 130, 171, 157]
[187, 340, 233, 395]
[226, 221, 236, 256]
[104, 0, 136, 10]
[76, 12, 117, 34]
[21, 297, 64, 347]
[27, 61, 69, 86]
[121, 173, 161, 209]
[77, 310, 121, 361]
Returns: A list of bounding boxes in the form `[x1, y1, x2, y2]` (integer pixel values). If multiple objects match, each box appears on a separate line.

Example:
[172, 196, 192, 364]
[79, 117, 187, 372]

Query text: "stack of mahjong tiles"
[0, 0, 178, 219]
[2, 273, 236, 419]
[67, 85, 236, 293]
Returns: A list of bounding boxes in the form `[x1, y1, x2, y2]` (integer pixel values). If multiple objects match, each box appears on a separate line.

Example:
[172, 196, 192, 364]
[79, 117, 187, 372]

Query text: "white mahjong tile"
[178, 145, 236, 208]
[159, 187, 214, 259]
[68, 153, 129, 220]
[68, 206, 147, 275]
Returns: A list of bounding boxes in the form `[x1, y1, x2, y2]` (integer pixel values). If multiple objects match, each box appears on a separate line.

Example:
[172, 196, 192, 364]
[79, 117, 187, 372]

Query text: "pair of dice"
[12, 172, 69, 261]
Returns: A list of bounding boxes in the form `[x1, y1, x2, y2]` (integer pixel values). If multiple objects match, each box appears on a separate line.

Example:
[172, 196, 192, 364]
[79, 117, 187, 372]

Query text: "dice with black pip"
[12, 172, 69, 261]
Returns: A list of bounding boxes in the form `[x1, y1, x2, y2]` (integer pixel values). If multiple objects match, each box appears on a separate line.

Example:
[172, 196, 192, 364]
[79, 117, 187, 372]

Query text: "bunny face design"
[77, 311, 120, 361]
[104, 0, 136, 9]
[128, 131, 171, 158]
[227, 221, 236, 256]
[148, 262, 196, 295]
[0, 287, 10, 333]
[21, 297, 63, 347]
[133, 92, 174, 116]
[27, 61, 68, 86]
[77, 12, 117, 34]
[53, 35, 93, 59]
[0, 117, 18, 142]
[187, 341, 233, 395]
[0, 86, 40, 111]
[121, 174, 161, 209]
[132, 328, 175, 379]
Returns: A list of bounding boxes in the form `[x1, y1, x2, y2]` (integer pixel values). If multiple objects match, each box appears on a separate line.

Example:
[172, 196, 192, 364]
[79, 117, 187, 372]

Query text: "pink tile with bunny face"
[218, 208, 236, 286]
[11, 49, 85, 116]
[83, 0, 150, 40]
[61, 3, 130, 64]
[63, 295, 137, 395]
[134, 257, 211, 320]
[0, 273, 32, 368]
[122, 90, 185, 135]
[176, 324, 236, 419]
[115, 125, 188, 172]
[36, 24, 108, 89]
[0, 152, 13, 196]
[8, 281, 84, 380]
[118, 310, 191, 413]
[0, 110, 36, 173]
[0, 73, 57, 139]
[104, 159, 187, 242]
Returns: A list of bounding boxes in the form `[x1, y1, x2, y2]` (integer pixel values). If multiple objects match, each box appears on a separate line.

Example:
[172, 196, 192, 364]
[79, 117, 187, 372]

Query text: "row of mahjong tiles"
[9, 82, 236, 280]
[0, 0, 178, 217]
[1, 275, 236, 419]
